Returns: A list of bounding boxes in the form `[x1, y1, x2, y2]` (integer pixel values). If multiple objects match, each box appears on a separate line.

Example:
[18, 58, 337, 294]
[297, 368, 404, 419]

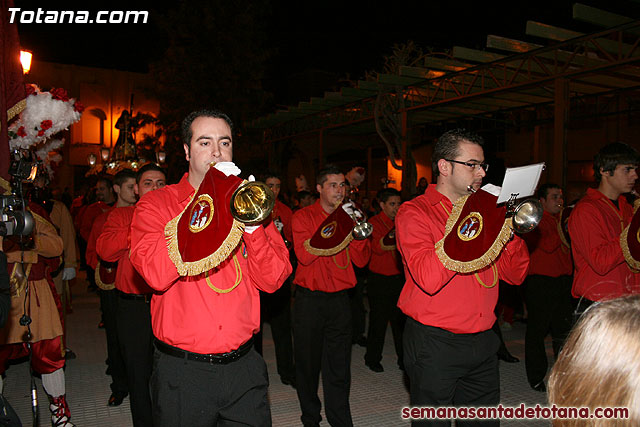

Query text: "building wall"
[24, 60, 160, 195]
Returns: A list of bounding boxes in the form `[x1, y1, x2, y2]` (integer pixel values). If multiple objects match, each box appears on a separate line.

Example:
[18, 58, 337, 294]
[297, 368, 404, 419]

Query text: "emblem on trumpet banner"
[457, 212, 483, 241]
[188, 194, 214, 233]
[321, 221, 337, 239]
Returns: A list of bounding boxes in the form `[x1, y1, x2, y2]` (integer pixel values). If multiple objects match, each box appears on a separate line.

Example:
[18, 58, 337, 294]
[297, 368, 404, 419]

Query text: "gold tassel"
[303, 233, 354, 257]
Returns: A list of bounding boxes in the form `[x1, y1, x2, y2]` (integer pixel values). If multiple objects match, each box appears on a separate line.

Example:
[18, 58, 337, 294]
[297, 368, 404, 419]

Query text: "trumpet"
[467, 185, 542, 234]
[336, 197, 373, 240]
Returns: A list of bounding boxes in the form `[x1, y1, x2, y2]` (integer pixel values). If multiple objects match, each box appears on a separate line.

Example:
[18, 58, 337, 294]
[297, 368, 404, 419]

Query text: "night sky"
[15, 0, 640, 106]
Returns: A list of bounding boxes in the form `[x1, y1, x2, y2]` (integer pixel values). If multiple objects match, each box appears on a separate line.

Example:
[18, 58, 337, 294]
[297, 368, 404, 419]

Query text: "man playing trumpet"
[130, 109, 292, 426]
[396, 129, 529, 426]
[291, 164, 371, 427]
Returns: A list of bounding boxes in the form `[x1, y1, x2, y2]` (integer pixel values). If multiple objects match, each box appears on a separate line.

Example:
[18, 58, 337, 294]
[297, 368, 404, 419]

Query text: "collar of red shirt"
[176, 173, 196, 203]
[425, 184, 452, 208]
[586, 187, 628, 209]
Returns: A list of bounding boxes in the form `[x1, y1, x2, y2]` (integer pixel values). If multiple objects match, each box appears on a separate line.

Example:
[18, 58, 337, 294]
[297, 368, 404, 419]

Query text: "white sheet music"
[495, 163, 545, 204]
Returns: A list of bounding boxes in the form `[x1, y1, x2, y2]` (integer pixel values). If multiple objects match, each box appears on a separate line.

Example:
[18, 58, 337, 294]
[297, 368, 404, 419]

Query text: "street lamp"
[100, 147, 110, 162]
[20, 50, 32, 74]
[156, 150, 166, 164]
[87, 153, 97, 166]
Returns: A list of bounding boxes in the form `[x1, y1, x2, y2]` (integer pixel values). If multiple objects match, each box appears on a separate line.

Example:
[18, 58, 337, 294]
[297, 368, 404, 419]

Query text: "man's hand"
[342, 202, 363, 220]
[214, 162, 241, 177]
[62, 267, 76, 281]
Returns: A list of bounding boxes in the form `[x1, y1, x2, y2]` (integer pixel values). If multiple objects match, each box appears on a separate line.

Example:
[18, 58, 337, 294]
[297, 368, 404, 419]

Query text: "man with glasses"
[396, 129, 529, 426]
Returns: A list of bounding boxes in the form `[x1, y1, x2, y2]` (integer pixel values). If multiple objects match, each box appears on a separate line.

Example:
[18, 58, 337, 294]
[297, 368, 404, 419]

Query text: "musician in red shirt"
[253, 172, 296, 387]
[87, 169, 137, 407]
[522, 184, 573, 392]
[97, 163, 166, 426]
[569, 142, 640, 305]
[364, 187, 405, 373]
[396, 129, 529, 425]
[130, 110, 291, 426]
[291, 165, 371, 427]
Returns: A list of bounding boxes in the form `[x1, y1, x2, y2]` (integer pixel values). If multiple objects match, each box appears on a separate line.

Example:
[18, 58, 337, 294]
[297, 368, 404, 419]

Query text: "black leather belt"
[154, 338, 253, 365]
[117, 290, 152, 303]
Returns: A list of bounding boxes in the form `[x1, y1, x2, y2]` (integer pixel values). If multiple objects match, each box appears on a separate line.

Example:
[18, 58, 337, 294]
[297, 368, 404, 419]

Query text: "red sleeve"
[292, 208, 321, 267]
[85, 212, 108, 270]
[97, 207, 132, 263]
[569, 201, 626, 276]
[496, 236, 530, 285]
[243, 222, 292, 293]
[396, 203, 457, 295]
[130, 191, 181, 292]
[370, 215, 387, 257]
[348, 237, 370, 268]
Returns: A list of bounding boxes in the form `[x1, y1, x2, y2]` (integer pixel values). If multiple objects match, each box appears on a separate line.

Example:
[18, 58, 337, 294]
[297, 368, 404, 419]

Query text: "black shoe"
[365, 361, 384, 373]
[107, 393, 127, 406]
[64, 348, 76, 360]
[531, 381, 546, 392]
[497, 352, 519, 363]
[353, 335, 367, 347]
[281, 377, 297, 389]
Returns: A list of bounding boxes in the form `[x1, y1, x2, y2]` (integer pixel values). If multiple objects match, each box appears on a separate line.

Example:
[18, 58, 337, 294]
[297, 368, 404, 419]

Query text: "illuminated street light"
[100, 147, 110, 162]
[87, 153, 97, 166]
[20, 50, 32, 74]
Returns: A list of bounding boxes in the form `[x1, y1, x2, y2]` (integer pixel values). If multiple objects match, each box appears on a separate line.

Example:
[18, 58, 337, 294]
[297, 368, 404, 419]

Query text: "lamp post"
[87, 153, 97, 166]
[100, 147, 110, 162]
[156, 149, 166, 164]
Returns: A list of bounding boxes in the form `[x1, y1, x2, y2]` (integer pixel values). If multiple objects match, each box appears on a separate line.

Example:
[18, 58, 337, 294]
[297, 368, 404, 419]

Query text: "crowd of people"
[1, 109, 639, 426]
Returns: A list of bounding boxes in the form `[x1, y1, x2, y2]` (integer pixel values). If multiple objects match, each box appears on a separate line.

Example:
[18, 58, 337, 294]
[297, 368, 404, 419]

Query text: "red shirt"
[292, 200, 371, 292]
[368, 211, 402, 276]
[79, 201, 112, 242]
[129, 173, 292, 354]
[396, 185, 530, 334]
[523, 210, 573, 277]
[96, 206, 152, 295]
[568, 188, 640, 301]
[85, 207, 114, 270]
[273, 200, 293, 245]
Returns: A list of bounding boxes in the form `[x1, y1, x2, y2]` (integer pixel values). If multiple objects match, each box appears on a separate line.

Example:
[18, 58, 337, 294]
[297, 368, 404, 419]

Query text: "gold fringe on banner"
[164, 195, 245, 277]
[95, 260, 116, 290]
[303, 232, 353, 257]
[435, 194, 513, 274]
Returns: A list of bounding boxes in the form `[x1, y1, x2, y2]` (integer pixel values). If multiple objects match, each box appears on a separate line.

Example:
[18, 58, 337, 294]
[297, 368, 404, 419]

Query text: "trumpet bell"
[230, 181, 276, 225]
[512, 199, 543, 234]
[352, 221, 373, 240]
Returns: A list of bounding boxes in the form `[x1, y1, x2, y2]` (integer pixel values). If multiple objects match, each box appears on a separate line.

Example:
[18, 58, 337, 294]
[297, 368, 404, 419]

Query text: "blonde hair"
[548, 295, 640, 426]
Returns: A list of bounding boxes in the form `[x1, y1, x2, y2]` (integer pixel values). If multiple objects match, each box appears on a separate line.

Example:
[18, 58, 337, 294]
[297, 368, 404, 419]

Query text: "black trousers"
[116, 294, 153, 427]
[151, 345, 270, 427]
[349, 267, 367, 341]
[364, 272, 405, 366]
[524, 274, 573, 386]
[404, 318, 500, 427]
[293, 286, 353, 427]
[254, 280, 295, 382]
[99, 288, 128, 396]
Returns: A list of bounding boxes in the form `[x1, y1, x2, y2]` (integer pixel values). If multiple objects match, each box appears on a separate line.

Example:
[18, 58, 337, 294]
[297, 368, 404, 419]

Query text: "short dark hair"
[432, 128, 484, 178]
[113, 169, 137, 187]
[593, 142, 640, 183]
[136, 163, 166, 184]
[377, 188, 401, 203]
[316, 164, 343, 186]
[181, 109, 234, 148]
[537, 183, 561, 200]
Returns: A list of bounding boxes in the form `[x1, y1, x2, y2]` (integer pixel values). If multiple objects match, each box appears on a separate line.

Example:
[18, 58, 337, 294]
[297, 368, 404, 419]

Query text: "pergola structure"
[251, 4, 640, 193]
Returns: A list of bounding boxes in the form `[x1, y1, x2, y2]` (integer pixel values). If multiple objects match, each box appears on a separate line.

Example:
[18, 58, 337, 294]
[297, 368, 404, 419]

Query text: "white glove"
[248, 174, 255, 182]
[62, 267, 76, 281]
[273, 218, 284, 232]
[214, 161, 241, 177]
[341, 202, 363, 220]
[245, 224, 261, 234]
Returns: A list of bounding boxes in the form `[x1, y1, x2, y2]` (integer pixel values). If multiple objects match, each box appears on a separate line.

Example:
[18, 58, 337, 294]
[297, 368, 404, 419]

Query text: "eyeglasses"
[445, 159, 490, 172]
